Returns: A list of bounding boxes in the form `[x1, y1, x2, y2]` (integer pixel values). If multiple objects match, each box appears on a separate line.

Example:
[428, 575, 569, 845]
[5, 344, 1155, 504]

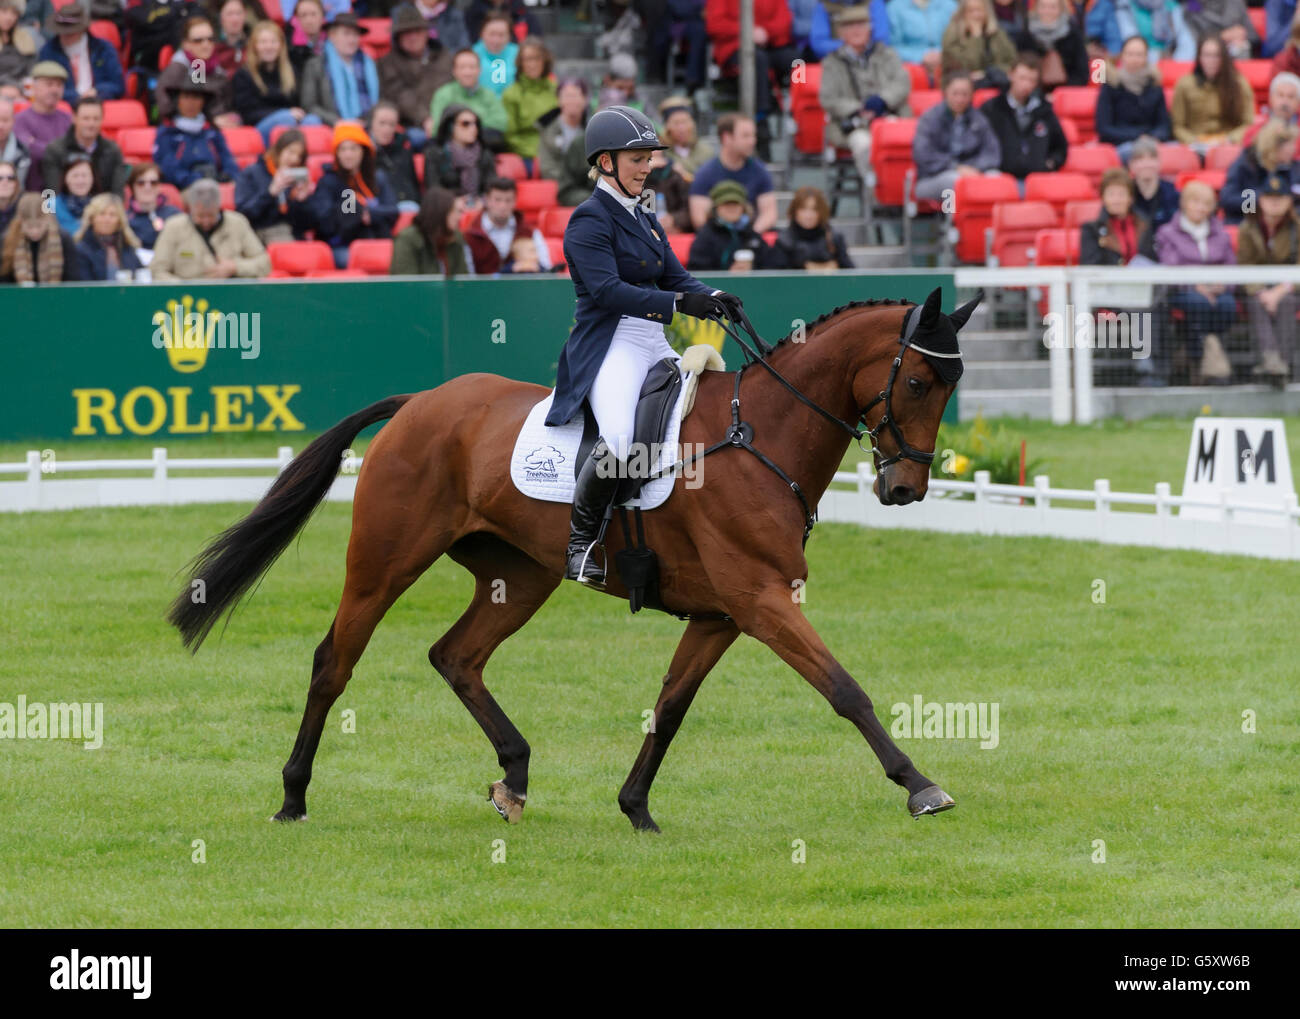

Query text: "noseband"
[858, 303, 937, 472]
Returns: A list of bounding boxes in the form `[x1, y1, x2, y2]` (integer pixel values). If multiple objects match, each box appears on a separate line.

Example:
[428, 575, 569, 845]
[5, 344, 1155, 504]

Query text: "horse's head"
[856, 287, 980, 507]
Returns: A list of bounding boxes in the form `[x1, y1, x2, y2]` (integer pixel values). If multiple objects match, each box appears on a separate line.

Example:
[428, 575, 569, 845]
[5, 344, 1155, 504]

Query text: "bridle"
[644, 302, 941, 546]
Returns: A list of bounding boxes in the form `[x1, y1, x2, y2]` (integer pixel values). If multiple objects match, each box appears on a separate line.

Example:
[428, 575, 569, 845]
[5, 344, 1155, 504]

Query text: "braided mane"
[768, 297, 915, 352]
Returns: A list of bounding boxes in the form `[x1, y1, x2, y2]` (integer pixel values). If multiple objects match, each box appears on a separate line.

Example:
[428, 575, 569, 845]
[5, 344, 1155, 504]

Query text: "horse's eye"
[907, 377, 925, 397]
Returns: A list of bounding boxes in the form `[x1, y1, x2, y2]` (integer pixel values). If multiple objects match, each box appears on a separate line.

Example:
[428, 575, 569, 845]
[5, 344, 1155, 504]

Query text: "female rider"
[546, 105, 743, 585]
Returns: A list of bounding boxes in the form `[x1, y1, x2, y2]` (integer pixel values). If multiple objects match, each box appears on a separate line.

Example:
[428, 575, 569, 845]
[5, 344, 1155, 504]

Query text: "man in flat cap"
[13, 60, 71, 189]
[36, 1, 123, 102]
[819, 4, 910, 183]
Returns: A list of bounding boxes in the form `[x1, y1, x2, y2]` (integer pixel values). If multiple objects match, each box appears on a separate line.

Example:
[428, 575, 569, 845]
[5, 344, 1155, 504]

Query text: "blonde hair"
[0, 192, 49, 276]
[956, 0, 999, 37]
[247, 20, 295, 96]
[75, 193, 141, 247]
[1179, 179, 1216, 210]
[1255, 120, 1299, 171]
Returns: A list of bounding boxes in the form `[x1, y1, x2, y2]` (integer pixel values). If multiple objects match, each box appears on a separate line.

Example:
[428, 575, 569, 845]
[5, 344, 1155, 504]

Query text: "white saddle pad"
[509, 376, 690, 511]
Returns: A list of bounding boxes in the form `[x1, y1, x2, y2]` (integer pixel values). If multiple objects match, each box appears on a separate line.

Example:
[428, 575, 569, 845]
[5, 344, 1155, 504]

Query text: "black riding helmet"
[585, 106, 668, 199]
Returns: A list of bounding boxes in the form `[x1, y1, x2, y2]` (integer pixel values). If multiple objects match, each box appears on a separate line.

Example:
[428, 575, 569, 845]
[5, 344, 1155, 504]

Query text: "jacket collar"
[592, 185, 659, 247]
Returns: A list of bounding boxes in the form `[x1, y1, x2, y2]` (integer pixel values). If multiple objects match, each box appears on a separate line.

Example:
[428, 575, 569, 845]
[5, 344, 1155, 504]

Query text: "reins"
[642, 302, 936, 547]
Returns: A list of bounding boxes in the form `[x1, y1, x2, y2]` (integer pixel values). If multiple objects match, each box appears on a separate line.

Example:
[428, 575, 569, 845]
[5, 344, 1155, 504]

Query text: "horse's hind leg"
[618, 616, 740, 832]
[431, 533, 560, 823]
[275, 513, 453, 821]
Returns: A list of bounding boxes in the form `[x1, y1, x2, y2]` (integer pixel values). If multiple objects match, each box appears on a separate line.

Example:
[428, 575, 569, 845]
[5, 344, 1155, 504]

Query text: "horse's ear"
[918, 286, 943, 329]
[949, 290, 985, 332]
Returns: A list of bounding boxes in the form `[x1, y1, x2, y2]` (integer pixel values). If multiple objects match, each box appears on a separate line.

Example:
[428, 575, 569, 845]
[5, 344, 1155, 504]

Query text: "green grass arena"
[2, 420, 1298, 927]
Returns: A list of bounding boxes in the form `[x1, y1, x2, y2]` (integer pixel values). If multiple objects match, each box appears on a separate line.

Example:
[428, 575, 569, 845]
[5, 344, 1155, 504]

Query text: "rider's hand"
[675, 291, 726, 319]
[712, 290, 744, 320]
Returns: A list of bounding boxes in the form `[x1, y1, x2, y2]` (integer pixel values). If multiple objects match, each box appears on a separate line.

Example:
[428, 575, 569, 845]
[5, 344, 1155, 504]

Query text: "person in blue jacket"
[1266, 0, 1298, 59]
[154, 79, 240, 188]
[547, 105, 743, 586]
[37, 2, 124, 103]
[308, 119, 397, 267]
[809, 0, 892, 59]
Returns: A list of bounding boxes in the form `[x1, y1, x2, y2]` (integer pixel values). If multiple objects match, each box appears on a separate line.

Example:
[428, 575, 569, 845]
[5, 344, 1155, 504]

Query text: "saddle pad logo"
[523, 444, 565, 482]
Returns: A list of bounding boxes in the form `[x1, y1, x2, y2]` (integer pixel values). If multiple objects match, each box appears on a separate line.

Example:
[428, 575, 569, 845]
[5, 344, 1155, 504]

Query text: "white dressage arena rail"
[3, 448, 1297, 561]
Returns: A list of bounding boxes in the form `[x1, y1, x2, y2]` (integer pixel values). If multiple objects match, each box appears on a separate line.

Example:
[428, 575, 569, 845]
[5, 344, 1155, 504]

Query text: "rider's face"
[604, 150, 653, 194]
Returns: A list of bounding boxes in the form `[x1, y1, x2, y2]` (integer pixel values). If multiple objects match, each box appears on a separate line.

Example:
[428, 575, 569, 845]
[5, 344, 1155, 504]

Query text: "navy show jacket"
[546, 185, 715, 427]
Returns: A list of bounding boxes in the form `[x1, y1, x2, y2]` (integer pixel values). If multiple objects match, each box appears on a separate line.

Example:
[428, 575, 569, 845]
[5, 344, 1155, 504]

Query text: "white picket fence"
[820, 465, 1300, 561]
[3, 449, 1298, 561]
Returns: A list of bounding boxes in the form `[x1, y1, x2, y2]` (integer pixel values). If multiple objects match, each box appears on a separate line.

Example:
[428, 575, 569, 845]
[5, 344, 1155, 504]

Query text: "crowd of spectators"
[1, 0, 1299, 385]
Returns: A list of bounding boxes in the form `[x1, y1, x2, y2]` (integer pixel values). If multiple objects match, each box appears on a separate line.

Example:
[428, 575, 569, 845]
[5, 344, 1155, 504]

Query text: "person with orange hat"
[309, 119, 398, 267]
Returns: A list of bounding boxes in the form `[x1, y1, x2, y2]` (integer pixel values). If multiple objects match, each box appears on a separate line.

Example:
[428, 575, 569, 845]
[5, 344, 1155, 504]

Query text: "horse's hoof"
[488, 781, 526, 823]
[908, 784, 955, 819]
[270, 809, 307, 822]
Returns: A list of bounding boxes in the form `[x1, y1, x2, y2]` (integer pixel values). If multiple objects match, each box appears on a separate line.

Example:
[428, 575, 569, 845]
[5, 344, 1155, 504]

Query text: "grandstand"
[3, 0, 1300, 423]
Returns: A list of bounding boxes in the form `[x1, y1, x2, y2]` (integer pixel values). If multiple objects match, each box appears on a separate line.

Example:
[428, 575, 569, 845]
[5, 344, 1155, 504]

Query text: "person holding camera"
[818, 5, 911, 183]
[234, 126, 319, 244]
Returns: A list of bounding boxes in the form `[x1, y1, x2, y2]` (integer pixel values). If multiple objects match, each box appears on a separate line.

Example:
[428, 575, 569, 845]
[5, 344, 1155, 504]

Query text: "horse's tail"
[167, 394, 415, 652]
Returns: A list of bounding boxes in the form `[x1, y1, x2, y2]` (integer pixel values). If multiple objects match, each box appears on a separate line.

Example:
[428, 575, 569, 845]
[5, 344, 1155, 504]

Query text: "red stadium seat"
[222, 126, 265, 168]
[458, 208, 477, 234]
[358, 18, 392, 60]
[869, 116, 919, 207]
[788, 62, 825, 158]
[972, 88, 998, 108]
[306, 153, 331, 183]
[1024, 171, 1096, 215]
[100, 99, 147, 142]
[218, 181, 235, 210]
[1032, 228, 1081, 266]
[1204, 143, 1243, 172]
[1063, 143, 1121, 187]
[347, 238, 394, 274]
[89, 19, 122, 56]
[1060, 118, 1080, 145]
[904, 63, 931, 92]
[1238, 59, 1273, 108]
[158, 182, 182, 208]
[988, 200, 1059, 266]
[538, 206, 576, 237]
[268, 240, 336, 276]
[413, 152, 424, 187]
[951, 173, 1020, 263]
[1050, 86, 1100, 143]
[270, 123, 334, 154]
[1175, 169, 1227, 191]
[1158, 60, 1194, 89]
[545, 236, 566, 272]
[1064, 199, 1102, 229]
[1157, 142, 1201, 179]
[117, 126, 156, 162]
[666, 232, 693, 265]
[515, 178, 557, 227]
[1249, 7, 1268, 39]
[394, 210, 416, 235]
[494, 152, 528, 181]
[908, 89, 942, 116]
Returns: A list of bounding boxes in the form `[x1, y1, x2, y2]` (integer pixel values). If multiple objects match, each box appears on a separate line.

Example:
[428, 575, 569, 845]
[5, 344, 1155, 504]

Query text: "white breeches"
[588, 315, 681, 462]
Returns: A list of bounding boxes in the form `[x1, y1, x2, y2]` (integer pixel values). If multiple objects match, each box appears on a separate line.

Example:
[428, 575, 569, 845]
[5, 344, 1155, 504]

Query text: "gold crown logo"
[154, 295, 221, 373]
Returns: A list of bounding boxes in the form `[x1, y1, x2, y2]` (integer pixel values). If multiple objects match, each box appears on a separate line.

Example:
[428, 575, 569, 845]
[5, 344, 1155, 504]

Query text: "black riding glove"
[713, 290, 744, 321]
[675, 291, 725, 319]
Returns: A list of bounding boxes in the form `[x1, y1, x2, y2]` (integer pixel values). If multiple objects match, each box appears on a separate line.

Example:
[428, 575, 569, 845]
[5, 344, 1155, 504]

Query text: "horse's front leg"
[728, 583, 955, 819]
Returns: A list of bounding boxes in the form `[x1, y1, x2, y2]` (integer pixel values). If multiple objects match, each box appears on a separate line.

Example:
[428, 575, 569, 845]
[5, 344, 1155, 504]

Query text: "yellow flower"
[950, 454, 970, 475]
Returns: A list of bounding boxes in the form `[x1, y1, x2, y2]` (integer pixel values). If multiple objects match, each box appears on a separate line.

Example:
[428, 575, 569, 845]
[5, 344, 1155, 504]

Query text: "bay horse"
[168, 286, 979, 831]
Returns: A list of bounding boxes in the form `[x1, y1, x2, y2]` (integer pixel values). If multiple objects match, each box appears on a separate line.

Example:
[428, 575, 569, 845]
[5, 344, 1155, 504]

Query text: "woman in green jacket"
[501, 37, 558, 173]
[389, 187, 470, 276]
[941, 0, 1017, 88]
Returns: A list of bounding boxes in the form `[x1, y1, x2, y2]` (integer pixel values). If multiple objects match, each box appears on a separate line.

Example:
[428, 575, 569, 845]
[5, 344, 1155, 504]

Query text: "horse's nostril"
[891, 485, 915, 505]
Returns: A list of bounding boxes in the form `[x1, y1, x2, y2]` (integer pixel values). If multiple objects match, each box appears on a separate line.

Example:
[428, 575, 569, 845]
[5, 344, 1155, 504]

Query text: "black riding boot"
[564, 438, 621, 585]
